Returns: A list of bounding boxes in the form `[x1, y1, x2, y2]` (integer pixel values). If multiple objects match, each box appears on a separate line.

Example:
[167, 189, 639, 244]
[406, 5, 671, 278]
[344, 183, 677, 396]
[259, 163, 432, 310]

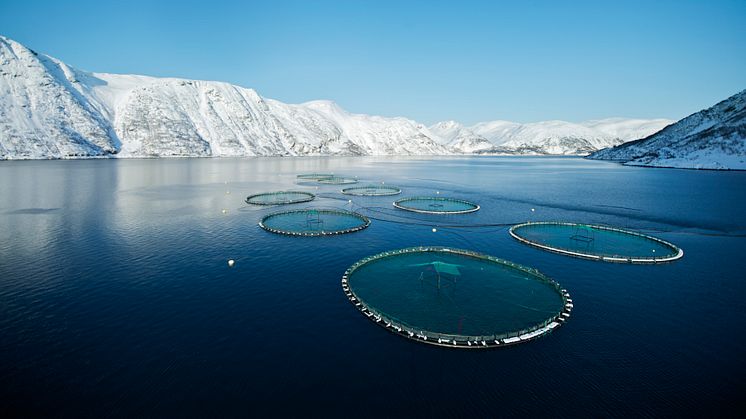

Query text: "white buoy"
[432, 228, 437, 232]
[226, 190, 231, 195]
[436, 191, 440, 194]
[531, 208, 535, 212]
[348, 200, 352, 203]
[227, 259, 235, 267]
[221, 209, 228, 214]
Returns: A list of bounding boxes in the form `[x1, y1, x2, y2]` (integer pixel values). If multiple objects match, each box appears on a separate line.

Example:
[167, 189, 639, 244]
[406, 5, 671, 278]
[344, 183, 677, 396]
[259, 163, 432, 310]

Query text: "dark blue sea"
[1, 156, 744, 417]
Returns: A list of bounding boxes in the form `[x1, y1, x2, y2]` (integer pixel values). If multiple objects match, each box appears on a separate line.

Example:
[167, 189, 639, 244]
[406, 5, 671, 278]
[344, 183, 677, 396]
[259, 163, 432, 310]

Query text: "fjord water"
[1, 157, 744, 417]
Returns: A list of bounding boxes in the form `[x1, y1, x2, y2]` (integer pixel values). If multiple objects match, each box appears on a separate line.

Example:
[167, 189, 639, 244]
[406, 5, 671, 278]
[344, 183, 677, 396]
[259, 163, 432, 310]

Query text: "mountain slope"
[0, 36, 117, 159]
[0, 35, 674, 160]
[428, 121, 494, 153]
[589, 90, 746, 170]
[427, 118, 673, 156]
[0, 35, 446, 159]
[581, 117, 674, 142]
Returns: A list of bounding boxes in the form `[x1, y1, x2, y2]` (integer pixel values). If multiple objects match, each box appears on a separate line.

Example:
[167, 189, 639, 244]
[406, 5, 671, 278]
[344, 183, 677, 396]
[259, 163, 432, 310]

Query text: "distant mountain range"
[589, 90, 746, 170]
[429, 118, 673, 155]
[0, 35, 675, 160]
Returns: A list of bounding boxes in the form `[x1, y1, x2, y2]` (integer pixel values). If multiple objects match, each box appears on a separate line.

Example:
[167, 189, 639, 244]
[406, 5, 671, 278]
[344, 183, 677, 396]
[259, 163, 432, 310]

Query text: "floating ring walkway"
[260, 209, 370, 236]
[245, 191, 315, 206]
[296, 173, 335, 181]
[393, 197, 479, 214]
[342, 247, 571, 348]
[342, 185, 402, 196]
[317, 176, 358, 185]
[509, 221, 683, 264]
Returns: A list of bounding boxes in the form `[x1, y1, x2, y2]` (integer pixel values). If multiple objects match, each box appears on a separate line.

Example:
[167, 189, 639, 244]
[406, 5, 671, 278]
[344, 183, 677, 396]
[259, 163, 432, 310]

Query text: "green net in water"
[509, 222, 683, 263]
[317, 176, 358, 185]
[342, 185, 401, 196]
[297, 173, 335, 181]
[260, 209, 370, 236]
[393, 197, 479, 214]
[246, 191, 315, 205]
[343, 247, 571, 348]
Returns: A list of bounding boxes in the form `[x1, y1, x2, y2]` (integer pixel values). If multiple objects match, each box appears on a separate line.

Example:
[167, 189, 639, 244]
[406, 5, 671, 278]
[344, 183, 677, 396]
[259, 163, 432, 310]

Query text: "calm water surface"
[1, 156, 744, 417]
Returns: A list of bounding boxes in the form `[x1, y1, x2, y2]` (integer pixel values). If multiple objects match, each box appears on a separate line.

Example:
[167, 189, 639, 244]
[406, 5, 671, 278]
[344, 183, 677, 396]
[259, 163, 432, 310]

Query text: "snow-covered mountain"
[589, 90, 746, 170]
[430, 118, 673, 155]
[472, 120, 624, 155]
[1, 35, 670, 160]
[581, 117, 674, 142]
[0, 36, 446, 159]
[428, 121, 494, 153]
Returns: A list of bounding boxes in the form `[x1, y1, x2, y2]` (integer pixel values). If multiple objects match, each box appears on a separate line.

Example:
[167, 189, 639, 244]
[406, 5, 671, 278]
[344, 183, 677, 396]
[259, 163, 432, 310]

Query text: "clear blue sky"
[1, 0, 744, 125]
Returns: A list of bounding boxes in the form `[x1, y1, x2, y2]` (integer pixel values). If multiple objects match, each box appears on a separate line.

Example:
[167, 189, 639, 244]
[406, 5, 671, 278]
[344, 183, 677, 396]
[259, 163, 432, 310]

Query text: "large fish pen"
[317, 176, 358, 185]
[393, 197, 480, 214]
[509, 222, 684, 263]
[394, 196, 479, 214]
[296, 173, 335, 181]
[259, 208, 370, 236]
[245, 191, 315, 206]
[342, 247, 572, 348]
[341, 185, 402, 196]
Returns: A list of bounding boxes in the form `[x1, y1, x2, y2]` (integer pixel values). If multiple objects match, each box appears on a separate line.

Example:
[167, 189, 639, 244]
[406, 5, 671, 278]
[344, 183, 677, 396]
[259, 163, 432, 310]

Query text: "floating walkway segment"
[509, 221, 683, 264]
[393, 197, 479, 214]
[342, 246, 571, 349]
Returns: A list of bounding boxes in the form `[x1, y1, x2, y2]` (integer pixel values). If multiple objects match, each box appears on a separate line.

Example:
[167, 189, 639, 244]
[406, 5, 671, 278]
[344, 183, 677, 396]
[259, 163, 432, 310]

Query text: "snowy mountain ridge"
[589, 90, 746, 170]
[1, 35, 671, 159]
[428, 118, 674, 155]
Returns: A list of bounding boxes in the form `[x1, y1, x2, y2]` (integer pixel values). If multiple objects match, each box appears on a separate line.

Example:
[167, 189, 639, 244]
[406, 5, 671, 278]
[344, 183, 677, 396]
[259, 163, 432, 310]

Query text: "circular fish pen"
[259, 209, 370, 236]
[245, 191, 315, 206]
[317, 176, 358, 185]
[297, 173, 335, 181]
[342, 247, 571, 348]
[509, 222, 683, 263]
[341, 185, 402, 196]
[393, 197, 479, 214]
